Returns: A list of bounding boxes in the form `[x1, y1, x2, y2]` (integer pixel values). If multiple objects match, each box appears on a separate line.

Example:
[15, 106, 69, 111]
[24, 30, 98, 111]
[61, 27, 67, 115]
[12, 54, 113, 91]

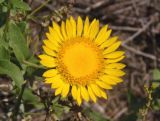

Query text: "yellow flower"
[39, 16, 125, 105]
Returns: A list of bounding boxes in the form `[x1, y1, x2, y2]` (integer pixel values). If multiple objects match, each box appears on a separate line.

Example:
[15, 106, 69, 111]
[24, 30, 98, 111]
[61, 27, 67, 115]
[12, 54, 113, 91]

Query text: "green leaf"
[8, 22, 31, 62]
[11, 0, 31, 11]
[0, 45, 10, 60]
[17, 21, 27, 33]
[23, 89, 39, 104]
[52, 103, 64, 118]
[0, 59, 24, 88]
[0, 26, 8, 48]
[153, 69, 160, 81]
[0, 26, 4, 39]
[0, 0, 4, 4]
[2, 6, 8, 13]
[0, 12, 7, 27]
[51, 97, 70, 118]
[152, 82, 159, 89]
[153, 98, 160, 111]
[83, 108, 110, 121]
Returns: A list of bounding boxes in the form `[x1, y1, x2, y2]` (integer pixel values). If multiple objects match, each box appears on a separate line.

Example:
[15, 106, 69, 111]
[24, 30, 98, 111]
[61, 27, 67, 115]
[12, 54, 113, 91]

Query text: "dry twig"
[122, 44, 160, 62]
[110, 25, 140, 32]
[123, 19, 154, 44]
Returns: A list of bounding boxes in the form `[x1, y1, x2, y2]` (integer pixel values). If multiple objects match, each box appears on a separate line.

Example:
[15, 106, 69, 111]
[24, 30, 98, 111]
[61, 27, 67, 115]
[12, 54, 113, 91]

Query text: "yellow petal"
[83, 17, 90, 37]
[88, 86, 96, 102]
[39, 55, 56, 67]
[52, 22, 63, 40]
[94, 25, 109, 45]
[48, 28, 62, 44]
[40, 60, 56, 68]
[51, 78, 63, 88]
[45, 75, 63, 85]
[77, 87, 82, 105]
[55, 86, 63, 96]
[80, 86, 89, 102]
[104, 51, 125, 58]
[104, 69, 125, 77]
[47, 30, 56, 42]
[99, 89, 107, 99]
[104, 30, 112, 40]
[70, 16, 76, 37]
[100, 75, 117, 85]
[44, 78, 52, 84]
[61, 21, 67, 40]
[106, 76, 123, 83]
[105, 56, 125, 63]
[61, 83, 70, 98]
[66, 19, 73, 39]
[77, 16, 83, 36]
[43, 39, 59, 51]
[103, 41, 121, 55]
[100, 36, 118, 49]
[43, 69, 58, 77]
[88, 19, 99, 39]
[90, 84, 101, 97]
[72, 85, 78, 100]
[96, 80, 112, 89]
[42, 46, 56, 57]
[46, 31, 54, 41]
[39, 54, 55, 61]
[105, 63, 126, 69]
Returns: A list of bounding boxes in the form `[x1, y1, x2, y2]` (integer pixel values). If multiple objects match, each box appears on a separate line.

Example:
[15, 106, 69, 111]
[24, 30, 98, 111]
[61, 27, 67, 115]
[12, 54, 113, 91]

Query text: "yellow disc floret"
[57, 37, 104, 85]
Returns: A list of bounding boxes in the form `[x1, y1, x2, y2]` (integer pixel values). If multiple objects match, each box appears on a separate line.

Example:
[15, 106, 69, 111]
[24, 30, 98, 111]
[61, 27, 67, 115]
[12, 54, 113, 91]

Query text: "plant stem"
[12, 81, 27, 121]
[143, 87, 152, 121]
[140, 85, 153, 121]
[23, 60, 45, 69]
[27, 0, 50, 19]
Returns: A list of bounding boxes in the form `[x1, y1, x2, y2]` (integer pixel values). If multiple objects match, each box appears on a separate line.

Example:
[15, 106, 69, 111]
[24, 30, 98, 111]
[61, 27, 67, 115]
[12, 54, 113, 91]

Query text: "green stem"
[12, 81, 27, 121]
[23, 60, 45, 69]
[27, 0, 50, 19]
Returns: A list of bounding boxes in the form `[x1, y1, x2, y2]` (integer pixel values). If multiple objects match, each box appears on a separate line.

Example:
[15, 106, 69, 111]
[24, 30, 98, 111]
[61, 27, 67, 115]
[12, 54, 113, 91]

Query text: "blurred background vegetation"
[0, 0, 160, 121]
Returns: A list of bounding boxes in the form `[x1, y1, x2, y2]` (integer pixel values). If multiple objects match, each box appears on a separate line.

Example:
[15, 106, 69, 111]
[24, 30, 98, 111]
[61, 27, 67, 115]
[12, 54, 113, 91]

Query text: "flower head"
[39, 16, 125, 105]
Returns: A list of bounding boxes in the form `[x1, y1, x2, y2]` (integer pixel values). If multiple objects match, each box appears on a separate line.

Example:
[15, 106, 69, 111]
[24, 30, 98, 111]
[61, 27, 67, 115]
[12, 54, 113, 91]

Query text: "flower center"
[57, 37, 104, 85]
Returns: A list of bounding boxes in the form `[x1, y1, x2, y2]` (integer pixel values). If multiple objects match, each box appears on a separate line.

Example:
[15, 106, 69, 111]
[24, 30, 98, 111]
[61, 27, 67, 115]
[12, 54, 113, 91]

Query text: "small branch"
[122, 44, 160, 62]
[27, 0, 50, 19]
[113, 107, 128, 121]
[123, 19, 154, 44]
[73, 0, 110, 13]
[109, 25, 140, 32]
[113, 0, 146, 14]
